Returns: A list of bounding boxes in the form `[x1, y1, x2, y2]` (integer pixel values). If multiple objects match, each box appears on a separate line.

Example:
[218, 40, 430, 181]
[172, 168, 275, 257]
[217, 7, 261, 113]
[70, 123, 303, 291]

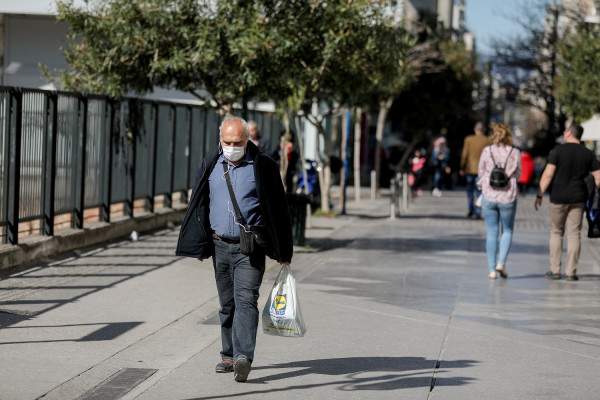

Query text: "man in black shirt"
[535, 124, 600, 280]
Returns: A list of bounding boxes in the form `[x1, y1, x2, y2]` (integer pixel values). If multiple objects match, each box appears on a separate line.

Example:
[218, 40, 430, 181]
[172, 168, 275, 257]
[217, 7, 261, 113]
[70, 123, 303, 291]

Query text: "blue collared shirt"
[208, 151, 263, 240]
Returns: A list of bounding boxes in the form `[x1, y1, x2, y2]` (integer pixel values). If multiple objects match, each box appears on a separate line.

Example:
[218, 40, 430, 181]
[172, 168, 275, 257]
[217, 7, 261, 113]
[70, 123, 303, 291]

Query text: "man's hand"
[534, 196, 542, 211]
[535, 164, 556, 212]
[279, 261, 290, 266]
[197, 258, 204, 262]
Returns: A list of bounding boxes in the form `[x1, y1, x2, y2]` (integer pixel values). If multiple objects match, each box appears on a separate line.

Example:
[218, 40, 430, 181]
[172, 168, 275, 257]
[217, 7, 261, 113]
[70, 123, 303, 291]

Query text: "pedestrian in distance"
[460, 121, 491, 218]
[478, 123, 521, 279]
[176, 116, 293, 382]
[431, 136, 451, 197]
[535, 124, 600, 281]
[409, 148, 427, 196]
[248, 120, 271, 155]
[518, 149, 535, 196]
[273, 129, 299, 193]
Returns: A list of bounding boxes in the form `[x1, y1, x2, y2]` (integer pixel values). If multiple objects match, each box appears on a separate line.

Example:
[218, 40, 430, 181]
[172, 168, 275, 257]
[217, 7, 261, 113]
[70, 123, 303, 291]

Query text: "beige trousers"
[549, 202, 585, 276]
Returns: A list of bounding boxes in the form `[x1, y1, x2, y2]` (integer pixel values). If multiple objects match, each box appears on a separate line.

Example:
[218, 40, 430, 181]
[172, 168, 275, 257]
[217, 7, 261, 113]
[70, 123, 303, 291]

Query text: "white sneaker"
[488, 271, 498, 279]
[432, 188, 442, 197]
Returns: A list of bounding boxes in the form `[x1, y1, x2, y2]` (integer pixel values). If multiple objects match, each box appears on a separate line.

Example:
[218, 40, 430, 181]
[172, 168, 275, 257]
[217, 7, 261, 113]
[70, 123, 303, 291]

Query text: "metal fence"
[0, 87, 284, 245]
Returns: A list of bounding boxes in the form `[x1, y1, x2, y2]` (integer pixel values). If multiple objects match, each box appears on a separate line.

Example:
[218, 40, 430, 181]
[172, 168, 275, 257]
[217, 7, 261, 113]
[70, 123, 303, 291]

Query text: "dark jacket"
[585, 175, 600, 238]
[175, 141, 293, 262]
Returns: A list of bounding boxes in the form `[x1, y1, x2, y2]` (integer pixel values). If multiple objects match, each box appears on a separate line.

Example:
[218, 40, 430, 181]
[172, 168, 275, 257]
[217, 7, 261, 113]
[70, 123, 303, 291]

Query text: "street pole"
[484, 61, 492, 133]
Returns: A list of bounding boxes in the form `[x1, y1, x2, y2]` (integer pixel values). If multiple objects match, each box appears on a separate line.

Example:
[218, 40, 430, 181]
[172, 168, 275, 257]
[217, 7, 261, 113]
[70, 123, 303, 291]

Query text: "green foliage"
[52, 0, 412, 117]
[263, 1, 413, 116]
[52, 0, 273, 114]
[557, 25, 600, 122]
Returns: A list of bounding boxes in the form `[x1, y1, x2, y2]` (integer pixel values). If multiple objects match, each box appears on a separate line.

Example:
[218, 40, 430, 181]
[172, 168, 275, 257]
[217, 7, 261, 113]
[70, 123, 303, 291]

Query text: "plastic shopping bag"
[262, 264, 306, 337]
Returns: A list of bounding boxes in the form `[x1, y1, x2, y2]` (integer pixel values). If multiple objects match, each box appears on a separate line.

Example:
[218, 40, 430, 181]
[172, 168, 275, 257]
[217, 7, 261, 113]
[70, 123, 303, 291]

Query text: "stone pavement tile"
[133, 289, 452, 400]
[435, 317, 600, 400]
[0, 233, 219, 400]
[3, 188, 600, 400]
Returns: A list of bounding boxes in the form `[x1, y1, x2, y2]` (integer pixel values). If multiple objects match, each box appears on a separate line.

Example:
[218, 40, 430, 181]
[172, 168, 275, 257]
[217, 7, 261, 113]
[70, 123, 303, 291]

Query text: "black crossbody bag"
[222, 162, 269, 255]
[489, 147, 513, 188]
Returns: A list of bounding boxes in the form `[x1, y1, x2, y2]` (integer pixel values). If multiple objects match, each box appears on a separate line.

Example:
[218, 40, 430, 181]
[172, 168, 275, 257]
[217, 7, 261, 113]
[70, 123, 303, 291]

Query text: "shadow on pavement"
[305, 236, 547, 255]
[350, 213, 391, 220]
[0, 234, 181, 330]
[399, 214, 480, 221]
[185, 357, 477, 399]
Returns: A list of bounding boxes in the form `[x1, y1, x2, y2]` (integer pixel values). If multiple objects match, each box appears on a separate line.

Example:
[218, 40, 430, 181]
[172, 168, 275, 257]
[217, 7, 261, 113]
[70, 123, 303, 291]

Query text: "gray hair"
[219, 116, 249, 139]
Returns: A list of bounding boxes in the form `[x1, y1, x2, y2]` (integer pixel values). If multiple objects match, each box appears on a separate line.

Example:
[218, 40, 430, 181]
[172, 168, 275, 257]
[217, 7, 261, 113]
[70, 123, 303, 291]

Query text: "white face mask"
[222, 145, 245, 162]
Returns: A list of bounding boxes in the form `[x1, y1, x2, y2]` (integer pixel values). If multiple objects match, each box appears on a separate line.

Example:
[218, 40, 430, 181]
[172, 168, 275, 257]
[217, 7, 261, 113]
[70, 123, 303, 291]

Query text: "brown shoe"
[215, 359, 234, 373]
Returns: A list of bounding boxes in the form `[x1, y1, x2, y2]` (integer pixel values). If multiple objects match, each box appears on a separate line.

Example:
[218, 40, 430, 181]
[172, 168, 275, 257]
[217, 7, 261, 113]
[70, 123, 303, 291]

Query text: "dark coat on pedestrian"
[175, 140, 293, 262]
[585, 175, 600, 238]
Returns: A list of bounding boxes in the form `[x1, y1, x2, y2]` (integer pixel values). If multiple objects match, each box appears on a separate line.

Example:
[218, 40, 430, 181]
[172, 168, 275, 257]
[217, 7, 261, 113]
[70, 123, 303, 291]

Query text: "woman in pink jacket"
[478, 124, 522, 279]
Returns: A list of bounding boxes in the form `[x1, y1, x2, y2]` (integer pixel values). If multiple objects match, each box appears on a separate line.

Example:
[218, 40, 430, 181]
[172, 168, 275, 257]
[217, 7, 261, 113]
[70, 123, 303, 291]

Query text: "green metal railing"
[0, 87, 284, 245]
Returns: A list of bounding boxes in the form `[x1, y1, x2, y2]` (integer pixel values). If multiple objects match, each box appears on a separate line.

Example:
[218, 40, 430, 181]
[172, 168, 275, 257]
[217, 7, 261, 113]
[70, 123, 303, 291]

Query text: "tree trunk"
[374, 97, 394, 197]
[340, 107, 349, 212]
[353, 107, 362, 202]
[396, 130, 426, 174]
[294, 115, 311, 228]
[311, 120, 331, 214]
[318, 125, 332, 214]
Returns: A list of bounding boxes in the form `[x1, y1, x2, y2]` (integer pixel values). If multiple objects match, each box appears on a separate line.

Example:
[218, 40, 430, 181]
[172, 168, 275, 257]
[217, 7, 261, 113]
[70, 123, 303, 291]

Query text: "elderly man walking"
[176, 116, 293, 382]
[535, 124, 600, 281]
[460, 121, 491, 218]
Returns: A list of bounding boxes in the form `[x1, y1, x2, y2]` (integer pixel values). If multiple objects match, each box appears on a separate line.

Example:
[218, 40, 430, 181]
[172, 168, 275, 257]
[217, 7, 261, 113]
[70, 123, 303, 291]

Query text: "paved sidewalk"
[1, 189, 600, 399]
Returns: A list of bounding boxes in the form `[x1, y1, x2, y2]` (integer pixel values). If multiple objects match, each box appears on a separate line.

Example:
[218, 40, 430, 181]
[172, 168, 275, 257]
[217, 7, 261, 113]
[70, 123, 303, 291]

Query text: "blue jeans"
[482, 198, 517, 271]
[465, 174, 481, 215]
[433, 170, 443, 190]
[212, 239, 265, 364]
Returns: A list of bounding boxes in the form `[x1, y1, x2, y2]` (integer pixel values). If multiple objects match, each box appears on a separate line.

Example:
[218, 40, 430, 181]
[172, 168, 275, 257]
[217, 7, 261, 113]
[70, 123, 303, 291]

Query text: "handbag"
[262, 264, 306, 337]
[222, 162, 269, 255]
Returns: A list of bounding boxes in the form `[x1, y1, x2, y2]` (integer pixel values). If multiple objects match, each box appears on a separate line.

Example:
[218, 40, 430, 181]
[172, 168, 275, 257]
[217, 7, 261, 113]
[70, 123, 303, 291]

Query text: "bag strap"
[221, 161, 245, 226]
[489, 146, 513, 168]
[502, 147, 513, 168]
[489, 147, 498, 167]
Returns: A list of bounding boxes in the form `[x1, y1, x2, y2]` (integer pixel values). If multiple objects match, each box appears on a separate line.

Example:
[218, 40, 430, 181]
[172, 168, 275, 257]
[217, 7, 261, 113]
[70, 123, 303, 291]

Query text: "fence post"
[402, 172, 409, 213]
[148, 102, 158, 213]
[42, 92, 57, 236]
[183, 105, 192, 204]
[73, 95, 88, 229]
[1, 93, 8, 243]
[371, 170, 376, 200]
[389, 177, 396, 220]
[100, 99, 115, 223]
[165, 104, 175, 209]
[7, 88, 22, 245]
[125, 99, 137, 218]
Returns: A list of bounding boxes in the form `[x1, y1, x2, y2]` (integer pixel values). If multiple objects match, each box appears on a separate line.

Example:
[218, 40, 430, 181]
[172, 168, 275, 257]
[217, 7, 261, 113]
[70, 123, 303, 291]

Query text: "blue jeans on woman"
[481, 197, 517, 272]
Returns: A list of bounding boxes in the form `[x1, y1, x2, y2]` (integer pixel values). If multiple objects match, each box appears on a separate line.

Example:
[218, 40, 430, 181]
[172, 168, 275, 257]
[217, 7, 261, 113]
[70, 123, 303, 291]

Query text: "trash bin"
[286, 193, 309, 246]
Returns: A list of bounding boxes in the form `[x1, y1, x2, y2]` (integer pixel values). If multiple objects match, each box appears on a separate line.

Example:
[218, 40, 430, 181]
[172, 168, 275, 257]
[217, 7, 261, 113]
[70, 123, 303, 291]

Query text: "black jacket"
[585, 175, 600, 238]
[175, 141, 293, 262]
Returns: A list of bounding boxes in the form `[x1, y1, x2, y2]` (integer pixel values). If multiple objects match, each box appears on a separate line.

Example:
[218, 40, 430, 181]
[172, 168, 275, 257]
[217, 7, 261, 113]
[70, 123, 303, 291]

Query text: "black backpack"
[489, 147, 513, 189]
